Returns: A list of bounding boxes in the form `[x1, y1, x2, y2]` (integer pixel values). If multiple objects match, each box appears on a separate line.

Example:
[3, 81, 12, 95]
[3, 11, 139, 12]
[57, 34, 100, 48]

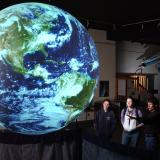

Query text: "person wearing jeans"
[122, 129, 140, 147]
[145, 135, 158, 152]
[128, 99, 159, 152]
[121, 97, 143, 147]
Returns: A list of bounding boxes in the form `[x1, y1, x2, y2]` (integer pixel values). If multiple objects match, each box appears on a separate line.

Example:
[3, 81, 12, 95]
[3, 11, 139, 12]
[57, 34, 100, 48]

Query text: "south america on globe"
[0, 3, 99, 135]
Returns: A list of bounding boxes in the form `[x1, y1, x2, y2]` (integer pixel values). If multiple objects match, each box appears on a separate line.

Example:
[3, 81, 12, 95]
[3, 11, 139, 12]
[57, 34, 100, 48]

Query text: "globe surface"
[0, 3, 99, 135]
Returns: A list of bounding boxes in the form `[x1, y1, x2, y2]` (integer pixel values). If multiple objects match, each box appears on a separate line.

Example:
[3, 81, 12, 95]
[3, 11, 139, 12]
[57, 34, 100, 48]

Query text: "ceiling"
[1, 0, 160, 44]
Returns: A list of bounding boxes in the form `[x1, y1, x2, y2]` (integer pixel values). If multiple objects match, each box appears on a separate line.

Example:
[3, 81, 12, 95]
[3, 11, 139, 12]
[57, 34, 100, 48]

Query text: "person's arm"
[142, 112, 160, 124]
[128, 111, 159, 125]
[136, 123, 144, 128]
[127, 113, 142, 122]
[136, 110, 144, 128]
[127, 115, 136, 119]
[120, 109, 124, 125]
[127, 110, 144, 128]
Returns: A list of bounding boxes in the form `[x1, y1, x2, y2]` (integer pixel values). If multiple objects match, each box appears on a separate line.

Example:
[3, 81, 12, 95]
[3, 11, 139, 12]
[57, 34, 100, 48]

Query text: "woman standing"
[94, 99, 116, 143]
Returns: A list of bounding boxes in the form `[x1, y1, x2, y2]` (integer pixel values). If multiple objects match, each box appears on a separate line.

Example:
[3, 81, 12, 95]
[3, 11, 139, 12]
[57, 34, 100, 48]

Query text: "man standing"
[121, 97, 143, 147]
[128, 99, 160, 152]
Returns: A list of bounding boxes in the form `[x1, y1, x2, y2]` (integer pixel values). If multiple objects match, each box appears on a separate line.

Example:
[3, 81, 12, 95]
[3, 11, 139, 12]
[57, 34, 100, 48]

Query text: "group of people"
[94, 97, 160, 152]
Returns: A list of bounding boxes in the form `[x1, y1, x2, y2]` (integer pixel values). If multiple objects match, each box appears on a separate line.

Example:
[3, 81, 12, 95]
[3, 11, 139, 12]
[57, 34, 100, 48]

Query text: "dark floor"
[75, 120, 147, 149]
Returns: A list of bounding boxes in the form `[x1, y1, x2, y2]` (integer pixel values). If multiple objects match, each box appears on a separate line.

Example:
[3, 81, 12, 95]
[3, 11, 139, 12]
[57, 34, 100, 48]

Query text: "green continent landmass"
[65, 78, 96, 110]
[0, 18, 31, 74]
[50, 72, 97, 123]
[0, 11, 53, 75]
[55, 72, 96, 112]
[0, 5, 72, 83]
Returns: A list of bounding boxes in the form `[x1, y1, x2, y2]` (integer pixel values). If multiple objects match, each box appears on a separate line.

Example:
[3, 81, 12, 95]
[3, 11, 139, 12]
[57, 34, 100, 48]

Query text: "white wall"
[89, 29, 116, 101]
[117, 41, 160, 98]
[117, 41, 157, 74]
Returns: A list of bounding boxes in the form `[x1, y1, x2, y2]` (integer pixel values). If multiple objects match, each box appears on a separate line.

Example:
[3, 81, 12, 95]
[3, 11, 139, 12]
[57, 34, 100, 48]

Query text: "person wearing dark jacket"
[94, 99, 116, 144]
[128, 99, 160, 152]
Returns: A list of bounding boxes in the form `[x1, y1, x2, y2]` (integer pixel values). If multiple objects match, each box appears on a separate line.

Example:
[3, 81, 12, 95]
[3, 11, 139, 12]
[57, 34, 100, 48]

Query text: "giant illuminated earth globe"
[0, 3, 99, 135]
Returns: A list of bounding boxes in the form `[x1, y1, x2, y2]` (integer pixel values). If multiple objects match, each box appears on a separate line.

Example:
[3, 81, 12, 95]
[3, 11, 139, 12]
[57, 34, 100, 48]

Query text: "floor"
[76, 120, 146, 149]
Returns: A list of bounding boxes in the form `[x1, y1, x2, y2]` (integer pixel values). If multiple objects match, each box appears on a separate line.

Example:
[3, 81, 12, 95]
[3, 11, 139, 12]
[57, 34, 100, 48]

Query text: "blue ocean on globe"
[0, 3, 99, 135]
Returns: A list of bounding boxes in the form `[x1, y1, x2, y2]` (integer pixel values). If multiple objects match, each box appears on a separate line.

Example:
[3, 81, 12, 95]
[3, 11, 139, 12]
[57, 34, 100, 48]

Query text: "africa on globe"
[0, 3, 99, 135]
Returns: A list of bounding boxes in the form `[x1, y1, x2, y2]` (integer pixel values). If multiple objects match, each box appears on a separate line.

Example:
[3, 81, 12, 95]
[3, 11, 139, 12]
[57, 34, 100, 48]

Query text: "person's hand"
[127, 115, 136, 119]
[136, 123, 144, 128]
